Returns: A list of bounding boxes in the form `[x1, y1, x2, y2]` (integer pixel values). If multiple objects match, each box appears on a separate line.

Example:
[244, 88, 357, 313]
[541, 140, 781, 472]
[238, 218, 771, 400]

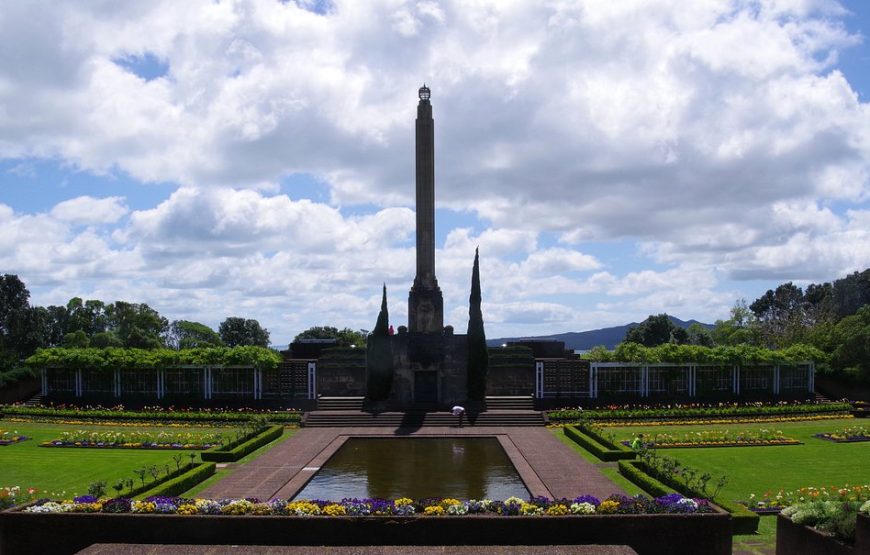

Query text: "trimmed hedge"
[134, 462, 216, 500]
[0, 405, 302, 424]
[548, 402, 851, 423]
[618, 460, 759, 534]
[563, 426, 636, 462]
[201, 425, 283, 462]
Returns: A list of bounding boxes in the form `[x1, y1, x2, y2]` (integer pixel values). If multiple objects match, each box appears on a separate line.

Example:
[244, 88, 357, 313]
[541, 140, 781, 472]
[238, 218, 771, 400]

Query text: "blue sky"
[1, 1, 869, 344]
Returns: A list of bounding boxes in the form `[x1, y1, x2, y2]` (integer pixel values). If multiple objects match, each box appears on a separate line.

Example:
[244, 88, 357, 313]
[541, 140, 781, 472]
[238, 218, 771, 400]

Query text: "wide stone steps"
[485, 396, 535, 410]
[303, 410, 546, 428]
[316, 396, 365, 410]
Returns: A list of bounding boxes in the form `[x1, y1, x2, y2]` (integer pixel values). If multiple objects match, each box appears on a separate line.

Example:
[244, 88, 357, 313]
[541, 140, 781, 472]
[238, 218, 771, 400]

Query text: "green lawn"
[557, 417, 869, 554]
[0, 420, 238, 497]
[604, 418, 869, 504]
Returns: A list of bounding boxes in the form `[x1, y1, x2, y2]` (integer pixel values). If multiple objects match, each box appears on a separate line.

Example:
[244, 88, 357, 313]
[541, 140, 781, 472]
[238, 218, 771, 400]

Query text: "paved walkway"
[200, 427, 626, 501]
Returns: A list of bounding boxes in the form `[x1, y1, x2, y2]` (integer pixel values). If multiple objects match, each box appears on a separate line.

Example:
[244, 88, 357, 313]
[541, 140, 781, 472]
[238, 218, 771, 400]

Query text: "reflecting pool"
[293, 437, 529, 500]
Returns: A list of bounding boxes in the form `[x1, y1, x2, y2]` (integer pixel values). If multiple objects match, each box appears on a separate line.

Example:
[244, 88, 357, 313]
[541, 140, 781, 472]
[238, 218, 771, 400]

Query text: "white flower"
[570, 502, 596, 514]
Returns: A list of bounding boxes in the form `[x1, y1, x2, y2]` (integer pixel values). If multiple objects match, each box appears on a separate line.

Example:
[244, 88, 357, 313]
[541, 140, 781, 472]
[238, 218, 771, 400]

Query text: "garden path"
[199, 426, 627, 501]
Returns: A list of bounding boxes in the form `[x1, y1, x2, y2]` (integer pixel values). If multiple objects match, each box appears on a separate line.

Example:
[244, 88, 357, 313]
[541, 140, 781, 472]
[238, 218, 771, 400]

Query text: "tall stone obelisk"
[408, 84, 444, 333]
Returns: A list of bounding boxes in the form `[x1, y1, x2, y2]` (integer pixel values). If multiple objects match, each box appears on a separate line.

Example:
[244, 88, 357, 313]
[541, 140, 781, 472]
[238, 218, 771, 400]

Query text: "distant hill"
[488, 316, 714, 351]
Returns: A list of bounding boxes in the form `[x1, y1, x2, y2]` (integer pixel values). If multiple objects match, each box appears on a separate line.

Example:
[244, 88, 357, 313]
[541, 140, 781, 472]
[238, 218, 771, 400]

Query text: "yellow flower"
[546, 504, 569, 516]
[439, 498, 462, 509]
[520, 502, 543, 515]
[322, 504, 347, 516]
[177, 504, 198, 515]
[596, 500, 619, 514]
[394, 498, 413, 507]
[423, 505, 445, 516]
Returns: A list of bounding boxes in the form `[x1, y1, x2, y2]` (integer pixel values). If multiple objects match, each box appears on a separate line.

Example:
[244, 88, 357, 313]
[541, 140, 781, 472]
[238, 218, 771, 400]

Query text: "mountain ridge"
[487, 316, 713, 350]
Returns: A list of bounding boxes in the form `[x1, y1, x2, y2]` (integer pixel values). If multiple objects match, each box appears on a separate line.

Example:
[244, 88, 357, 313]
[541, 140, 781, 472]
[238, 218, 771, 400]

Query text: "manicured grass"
[607, 418, 869, 505]
[559, 417, 867, 552]
[0, 420, 237, 497]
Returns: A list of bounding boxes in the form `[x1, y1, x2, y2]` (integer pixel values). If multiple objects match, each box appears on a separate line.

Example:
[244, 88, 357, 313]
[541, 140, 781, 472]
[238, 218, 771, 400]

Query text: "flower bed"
[741, 485, 870, 513]
[547, 402, 852, 424]
[815, 426, 869, 443]
[622, 429, 801, 449]
[0, 430, 28, 445]
[775, 500, 870, 554]
[39, 429, 223, 450]
[0, 494, 732, 555]
[1, 404, 302, 425]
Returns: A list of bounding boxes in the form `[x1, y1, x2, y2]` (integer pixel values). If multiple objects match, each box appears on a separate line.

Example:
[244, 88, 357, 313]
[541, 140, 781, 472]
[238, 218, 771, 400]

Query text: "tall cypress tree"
[366, 284, 393, 401]
[467, 248, 488, 401]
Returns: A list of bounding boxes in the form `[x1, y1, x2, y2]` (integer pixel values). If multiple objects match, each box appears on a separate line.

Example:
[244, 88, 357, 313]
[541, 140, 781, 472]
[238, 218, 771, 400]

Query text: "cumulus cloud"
[51, 196, 129, 225]
[1, 0, 870, 337]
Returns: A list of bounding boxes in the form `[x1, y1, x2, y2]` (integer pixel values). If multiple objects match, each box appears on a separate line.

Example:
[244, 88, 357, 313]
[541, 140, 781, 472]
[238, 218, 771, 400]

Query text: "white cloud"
[51, 196, 129, 225]
[1, 0, 870, 338]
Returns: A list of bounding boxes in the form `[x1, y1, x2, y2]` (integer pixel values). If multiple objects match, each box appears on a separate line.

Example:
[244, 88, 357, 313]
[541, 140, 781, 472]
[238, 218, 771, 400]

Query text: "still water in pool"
[293, 437, 530, 500]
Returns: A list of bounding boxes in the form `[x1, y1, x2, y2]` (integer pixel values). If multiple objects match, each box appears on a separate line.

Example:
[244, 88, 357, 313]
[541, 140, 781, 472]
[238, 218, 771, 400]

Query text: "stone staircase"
[22, 393, 43, 407]
[813, 392, 835, 404]
[303, 409, 546, 428]
[485, 396, 535, 410]
[316, 396, 365, 410]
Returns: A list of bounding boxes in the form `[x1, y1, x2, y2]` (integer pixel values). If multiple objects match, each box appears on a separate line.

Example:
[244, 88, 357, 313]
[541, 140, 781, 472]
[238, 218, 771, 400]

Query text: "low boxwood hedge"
[548, 403, 851, 423]
[618, 460, 759, 534]
[563, 425, 636, 462]
[201, 425, 283, 462]
[133, 462, 216, 500]
[0, 405, 302, 424]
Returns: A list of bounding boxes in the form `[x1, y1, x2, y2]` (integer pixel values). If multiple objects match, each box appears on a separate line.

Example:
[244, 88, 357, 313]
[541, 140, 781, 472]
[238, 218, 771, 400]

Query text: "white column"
[114, 369, 121, 397]
[642, 366, 649, 397]
[589, 364, 596, 399]
[808, 362, 815, 393]
[41, 369, 47, 396]
[534, 361, 544, 398]
[307, 361, 317, 400]
[254, 369, 262, 400]
[75, 369, 82, 397]
[773, 365, 780, 395]
[204, 367, 212, 400]
[733, 366, 740, 395]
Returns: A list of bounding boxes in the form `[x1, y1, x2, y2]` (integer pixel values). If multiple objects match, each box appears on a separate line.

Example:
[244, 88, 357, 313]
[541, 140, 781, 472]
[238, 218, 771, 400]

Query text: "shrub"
[201, 425, 283, 462]
[563, 426, 635, 462]
[133, 463, 216, 499]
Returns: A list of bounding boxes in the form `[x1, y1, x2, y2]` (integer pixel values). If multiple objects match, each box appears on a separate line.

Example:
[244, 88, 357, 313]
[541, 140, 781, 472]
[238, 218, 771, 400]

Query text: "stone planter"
[0, 509, 731, 555]
[857, 513, 870, 550]
[775, 514, 856, 555]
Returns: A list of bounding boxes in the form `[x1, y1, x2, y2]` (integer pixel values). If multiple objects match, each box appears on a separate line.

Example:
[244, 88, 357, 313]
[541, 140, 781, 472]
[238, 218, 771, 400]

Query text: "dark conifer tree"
[366, 284, 393, 401]
[466, 248, 488, 400]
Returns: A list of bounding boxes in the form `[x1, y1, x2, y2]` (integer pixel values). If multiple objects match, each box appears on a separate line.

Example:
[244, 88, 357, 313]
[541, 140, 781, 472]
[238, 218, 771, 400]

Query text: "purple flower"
[74, 495, 98, 504]
[101, 498, 132, 513]
[573, 495, 600, 507]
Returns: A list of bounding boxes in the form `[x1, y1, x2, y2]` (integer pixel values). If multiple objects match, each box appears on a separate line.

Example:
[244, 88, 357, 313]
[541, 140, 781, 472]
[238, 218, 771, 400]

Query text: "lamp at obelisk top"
[408, 84, 444, 333]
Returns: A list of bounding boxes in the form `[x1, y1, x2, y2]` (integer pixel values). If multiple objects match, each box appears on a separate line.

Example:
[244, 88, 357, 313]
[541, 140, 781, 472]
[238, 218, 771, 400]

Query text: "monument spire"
[409, 84, 444, 333]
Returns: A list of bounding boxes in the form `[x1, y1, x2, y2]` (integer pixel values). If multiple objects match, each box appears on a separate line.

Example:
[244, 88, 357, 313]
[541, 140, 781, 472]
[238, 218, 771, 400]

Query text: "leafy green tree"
[365, 285, 393, 401]
[750, 283, 812, 347]
[294, 326, 367, 348]
[106, 301, 167, 349]
[686, 323, 714, 347]
[466, 248, 488, 401]
[65, 298, 108, 336]
[89, 331, 123, 348]
[219, 317, 270, 347]
[625, 314, 688, 347]
[828, 305, 870, 383]
[62, 330, 90, 348]
[711, 300, 762, 346]
[168, 320, 223, 349]
[830, 269, 870, 318]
